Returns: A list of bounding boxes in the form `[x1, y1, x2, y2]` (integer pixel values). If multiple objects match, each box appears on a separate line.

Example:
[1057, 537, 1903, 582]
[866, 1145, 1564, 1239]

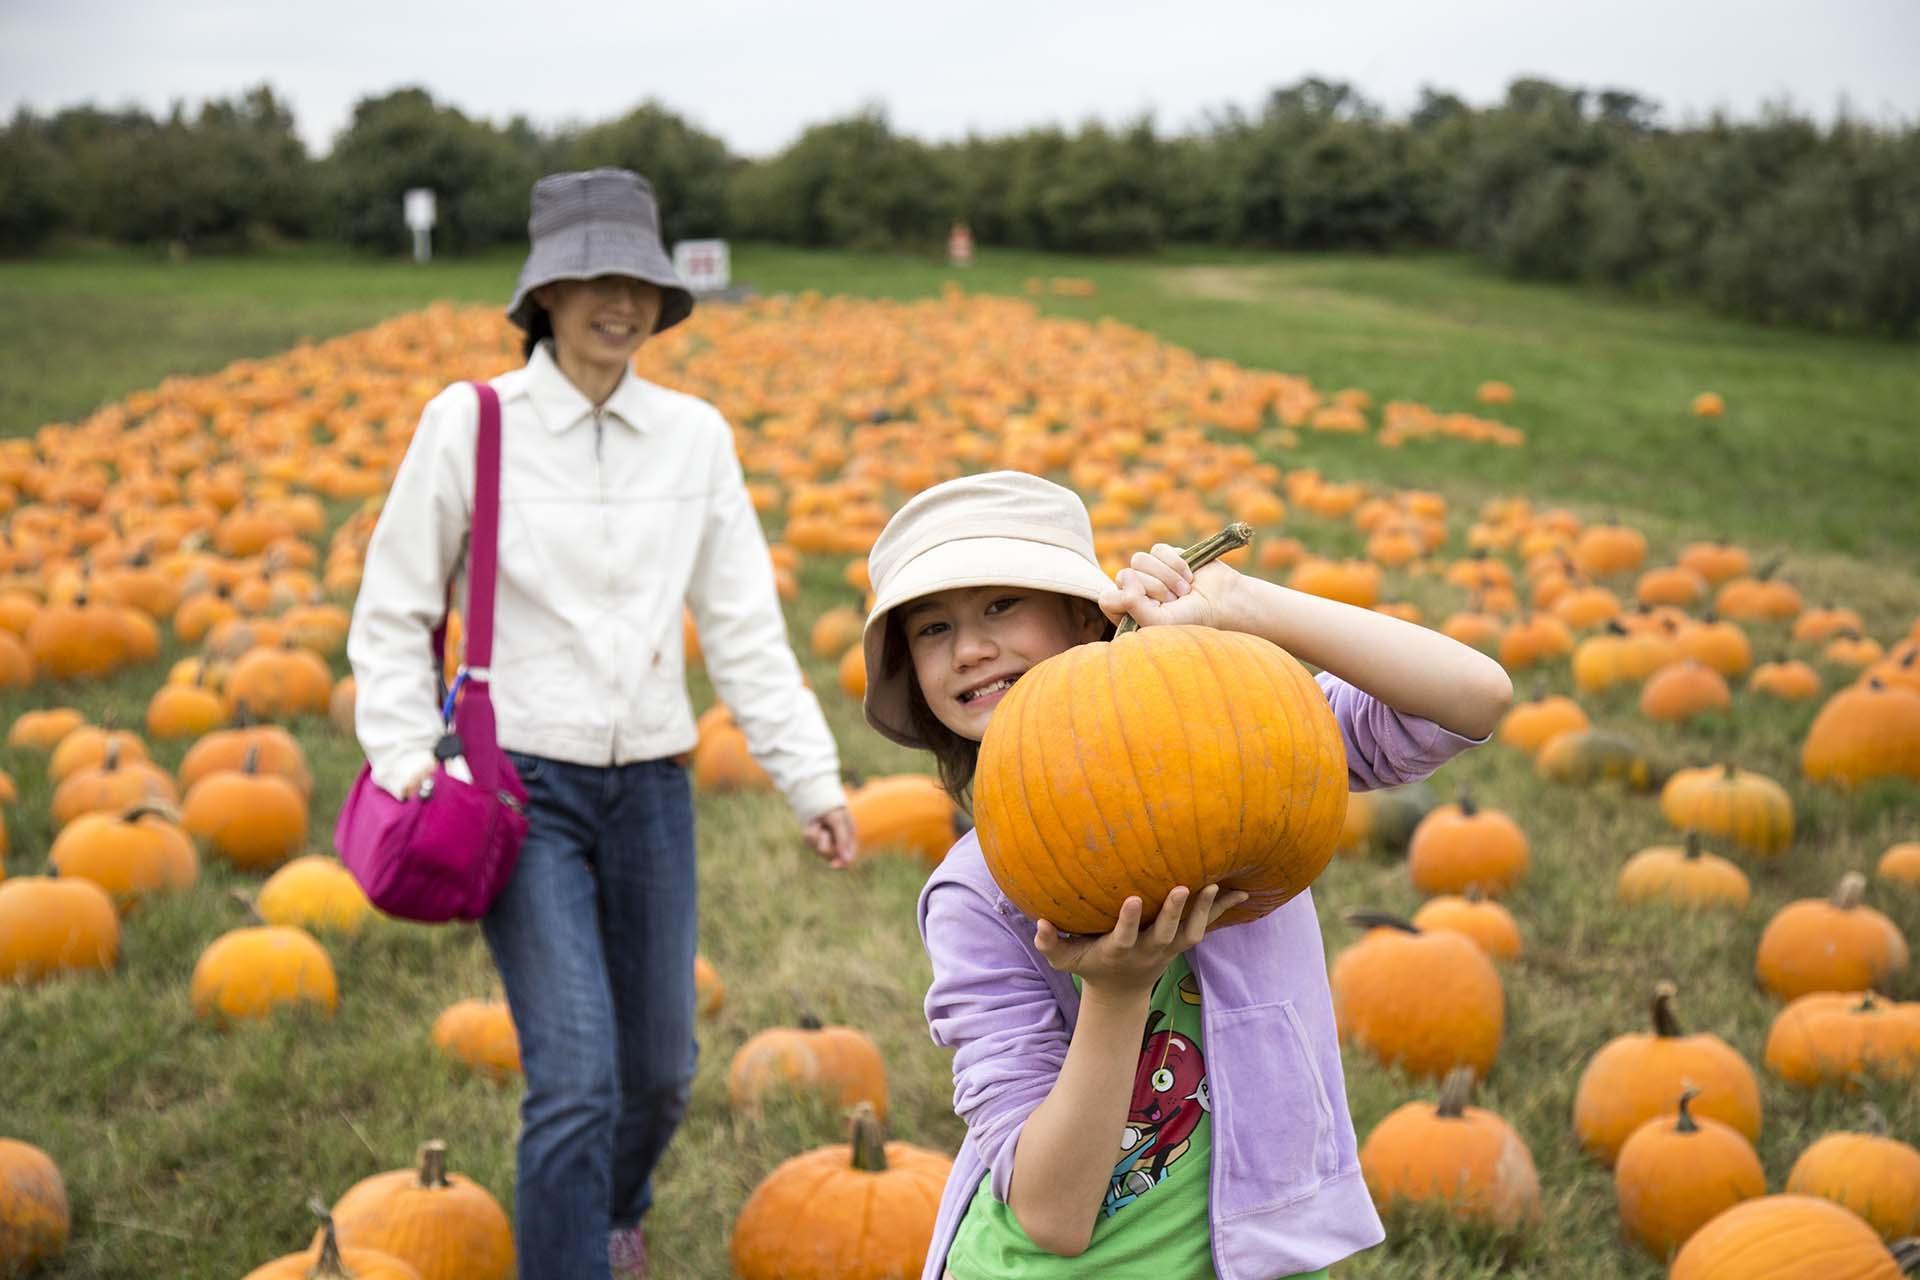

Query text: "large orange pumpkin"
[1786, 1114, 1920, 1239]
[730, 1104, 952, 1280]
[1359, 1067, 1540, 1231]
[1765, 991, 1920, 1089]
[1571, 982, 1761, 1166]
[974, 625, 1348, 934]
[1669, 1194, 1910, 1279]
[0, 1138, 69, 1271]
[0, 875, 120, 983]
[242, 1203, 423, 1279]
[728, 1017, 890, 1121]
[1755, 873, 1909, 1002]
[1330, 914, 1504, 1080]
[1614, 1087, 1766, 1259]
[324, 1142, 514, 1280]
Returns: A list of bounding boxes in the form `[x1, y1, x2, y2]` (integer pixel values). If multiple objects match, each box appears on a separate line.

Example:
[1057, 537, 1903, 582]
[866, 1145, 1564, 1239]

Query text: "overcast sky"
[5, 0, 1916, 157]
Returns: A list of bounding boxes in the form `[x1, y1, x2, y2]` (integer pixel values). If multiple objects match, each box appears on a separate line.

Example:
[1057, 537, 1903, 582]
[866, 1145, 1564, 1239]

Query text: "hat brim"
[861, 536, 1114, 749]
[506, 219, 695, 334]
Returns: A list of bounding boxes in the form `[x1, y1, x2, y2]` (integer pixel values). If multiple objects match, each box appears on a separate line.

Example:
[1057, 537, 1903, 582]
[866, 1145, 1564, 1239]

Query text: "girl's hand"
[1099, 544, 1241, 632]
[1034, 884, 1250, 998]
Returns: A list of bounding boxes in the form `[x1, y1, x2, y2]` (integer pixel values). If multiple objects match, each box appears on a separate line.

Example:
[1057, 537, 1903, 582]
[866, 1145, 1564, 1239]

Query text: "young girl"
[859, 471, 1513, 1280]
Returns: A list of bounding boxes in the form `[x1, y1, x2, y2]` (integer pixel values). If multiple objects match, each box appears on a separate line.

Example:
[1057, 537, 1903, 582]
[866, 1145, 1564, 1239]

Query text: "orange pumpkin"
[1359, 1067, 1539, 1231]
[181, 744, 310, 871]
[1669, 1194, 1909, 1280]
[1616, 833, 1750, 911]
[1330, 914, 1504, 1080]
[243, 1205, 423, 1279]
[1571, 982, 1762, 1166]
[1640, 659, 1733, 723]
[1614, 1087, 1765, 1259]
[1496, 690, 1589, 756]
[0, 1138, 70, 1271]
[1406, 789, 1530, 897]
[1765, 991, 1920, 1090]
[847, 774, 961, 866]
[431, 999, 521, 1082]
[48, 806, 199, 911]
[1409, 886, 1523, 959]
[0, 875, 120, 983]
[190, 924, 338, 1021]
[324, 1142, 514, 1280]
[728, 1017, 890, 1121]
[1754, 873, 1909, 1002]
[1660, 764, 1794, 856]
[1786, 1112, 1920, 1239]
[973, 625, 1348, 934]
[1802, 678, 1920, 788]
[730, 1104, 952, 1280]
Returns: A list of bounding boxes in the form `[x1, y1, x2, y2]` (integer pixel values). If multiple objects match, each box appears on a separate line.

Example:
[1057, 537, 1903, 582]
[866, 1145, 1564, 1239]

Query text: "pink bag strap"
[428, 381, 502, 679]
[462, 381, 503, 669]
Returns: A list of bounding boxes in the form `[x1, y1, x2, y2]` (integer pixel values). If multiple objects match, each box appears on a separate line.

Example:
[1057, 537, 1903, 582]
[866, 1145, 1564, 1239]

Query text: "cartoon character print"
[1103, 968, 1209, 1216]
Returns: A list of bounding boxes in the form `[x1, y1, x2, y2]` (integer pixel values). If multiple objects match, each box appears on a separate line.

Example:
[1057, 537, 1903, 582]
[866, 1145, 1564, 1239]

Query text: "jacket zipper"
[594, 408, 616, 764]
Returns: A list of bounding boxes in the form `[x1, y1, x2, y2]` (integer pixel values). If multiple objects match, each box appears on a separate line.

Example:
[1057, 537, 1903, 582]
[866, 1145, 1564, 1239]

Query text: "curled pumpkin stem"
[1114, 523, 1253, 636]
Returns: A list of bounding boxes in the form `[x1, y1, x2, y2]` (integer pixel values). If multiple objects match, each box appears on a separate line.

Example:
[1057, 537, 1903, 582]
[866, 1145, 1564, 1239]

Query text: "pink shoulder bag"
[335, 381, 529, 922]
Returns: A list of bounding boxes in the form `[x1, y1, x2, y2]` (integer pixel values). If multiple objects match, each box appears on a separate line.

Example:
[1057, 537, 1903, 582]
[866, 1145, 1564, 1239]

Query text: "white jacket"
[346, 341, 846, 824]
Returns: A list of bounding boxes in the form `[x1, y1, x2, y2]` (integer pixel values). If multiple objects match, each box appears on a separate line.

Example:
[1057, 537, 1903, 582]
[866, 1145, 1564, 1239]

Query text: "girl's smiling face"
[903, 586, 1108, 742]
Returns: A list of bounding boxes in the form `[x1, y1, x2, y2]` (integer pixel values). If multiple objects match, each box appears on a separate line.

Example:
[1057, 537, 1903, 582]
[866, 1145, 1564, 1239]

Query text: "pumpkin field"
[1, 245, 1917, 1279]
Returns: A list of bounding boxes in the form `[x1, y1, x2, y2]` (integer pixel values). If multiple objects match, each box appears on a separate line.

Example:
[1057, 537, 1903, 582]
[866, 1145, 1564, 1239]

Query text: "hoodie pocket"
[1207, 1000, 1339, 1212]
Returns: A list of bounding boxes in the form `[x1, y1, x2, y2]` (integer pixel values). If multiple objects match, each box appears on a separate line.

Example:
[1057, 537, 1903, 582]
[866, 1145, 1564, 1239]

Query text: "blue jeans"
[483, 751, 697, 1280]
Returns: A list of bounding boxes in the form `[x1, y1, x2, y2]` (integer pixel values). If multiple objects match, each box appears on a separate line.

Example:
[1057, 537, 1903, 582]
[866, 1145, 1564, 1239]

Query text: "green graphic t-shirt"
[945, 954, 1217, 1278]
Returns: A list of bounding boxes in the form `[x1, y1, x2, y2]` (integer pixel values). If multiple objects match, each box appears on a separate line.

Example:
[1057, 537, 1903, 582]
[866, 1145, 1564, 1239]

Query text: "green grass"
[0, 245, 1916, 1278]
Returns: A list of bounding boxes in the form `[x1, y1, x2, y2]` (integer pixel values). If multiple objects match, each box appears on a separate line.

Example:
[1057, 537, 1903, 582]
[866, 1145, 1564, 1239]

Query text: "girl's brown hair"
[883, 594, 1114, 812]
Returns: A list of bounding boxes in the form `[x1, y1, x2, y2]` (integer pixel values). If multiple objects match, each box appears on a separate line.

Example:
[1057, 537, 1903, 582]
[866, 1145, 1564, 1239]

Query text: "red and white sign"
[673, 239, 731, 293]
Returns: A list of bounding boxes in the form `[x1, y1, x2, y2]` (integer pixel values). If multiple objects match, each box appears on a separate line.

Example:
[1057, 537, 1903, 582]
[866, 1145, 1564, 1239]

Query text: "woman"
[347, 168, 855, 1280]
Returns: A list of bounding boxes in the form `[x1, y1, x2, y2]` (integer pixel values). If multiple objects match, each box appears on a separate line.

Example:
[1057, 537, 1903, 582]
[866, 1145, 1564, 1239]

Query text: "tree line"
[4, 79, 1915, 336]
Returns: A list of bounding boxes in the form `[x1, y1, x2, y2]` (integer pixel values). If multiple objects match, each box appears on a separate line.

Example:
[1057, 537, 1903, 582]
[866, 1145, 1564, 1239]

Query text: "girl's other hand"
[1099, 544, 1240, 632]
[1033, 884, 1250, 998]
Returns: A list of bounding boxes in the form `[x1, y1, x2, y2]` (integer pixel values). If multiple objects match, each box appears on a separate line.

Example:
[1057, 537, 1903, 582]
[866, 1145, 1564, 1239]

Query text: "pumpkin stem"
[1674, 1085, 1701, 1134]
[1114, 523, 1253, 636]
[1342, 910, 1421, 935]
[1651, 981, 1685, 1038]
[847, 1101, 889, 1173]
[1456, 785, 1477, 817]
[416, 1140, 450, 1188]
[306, 1197, 352, 1279]
[797, 1012, 825, 1031]
[1856, 991, 1882, 1014]
[1435, 1066, 1475, 1118]
[1830, 872, 1867, 911]
[1720, 762, 1736, 780]
[242, 743, 262, 776]
[1891, 1239, 1920, 1275]
[123, 802, 182, 826]
[1682, 831, 1704, 860]
[1464, 883, 1484, 903]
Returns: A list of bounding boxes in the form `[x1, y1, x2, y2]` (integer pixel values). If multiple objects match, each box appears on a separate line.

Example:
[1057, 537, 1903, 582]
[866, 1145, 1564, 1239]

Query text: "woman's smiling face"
[534, 275, 661, 365]
[904, 586, 1108, 742]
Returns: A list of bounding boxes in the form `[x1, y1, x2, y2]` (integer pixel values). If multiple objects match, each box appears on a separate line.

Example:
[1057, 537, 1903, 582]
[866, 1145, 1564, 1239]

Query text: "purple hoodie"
[915, 672, 1485, 1280]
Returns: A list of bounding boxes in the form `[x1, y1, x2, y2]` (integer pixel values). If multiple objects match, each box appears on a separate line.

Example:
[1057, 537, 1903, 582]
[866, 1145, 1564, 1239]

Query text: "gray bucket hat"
[506, 168, 695, 334]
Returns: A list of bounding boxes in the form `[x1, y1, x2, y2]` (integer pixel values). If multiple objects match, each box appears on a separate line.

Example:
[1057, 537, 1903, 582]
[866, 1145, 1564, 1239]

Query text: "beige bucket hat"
[862, 471, 1114, 748]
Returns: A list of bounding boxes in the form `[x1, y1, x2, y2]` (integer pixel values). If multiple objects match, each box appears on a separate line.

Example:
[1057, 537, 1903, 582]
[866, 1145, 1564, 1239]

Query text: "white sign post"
[404, 188, 438, 264]
[672, 239, 731, 293]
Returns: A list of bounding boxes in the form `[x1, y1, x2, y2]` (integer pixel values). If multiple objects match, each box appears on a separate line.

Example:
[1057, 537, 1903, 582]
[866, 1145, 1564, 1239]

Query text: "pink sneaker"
[609, 1224, 650, 1280]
